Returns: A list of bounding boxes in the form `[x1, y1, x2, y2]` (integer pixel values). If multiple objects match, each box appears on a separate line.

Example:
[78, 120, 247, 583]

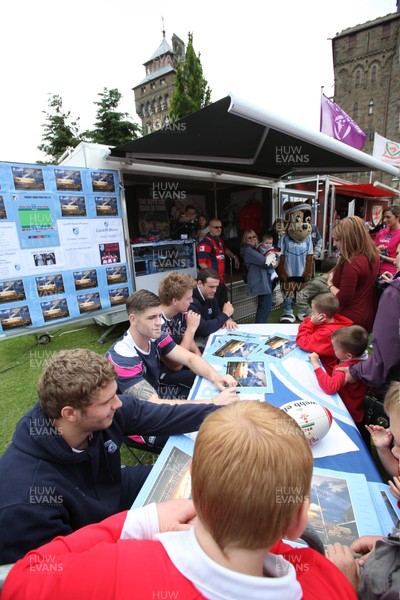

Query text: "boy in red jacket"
[309, 325, 369, 442]
[296, 292, 353, 375]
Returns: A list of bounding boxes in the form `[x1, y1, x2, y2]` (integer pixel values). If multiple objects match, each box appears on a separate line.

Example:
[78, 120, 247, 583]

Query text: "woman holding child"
[328, 216, 379, 332]
[240, 229, 273, 323]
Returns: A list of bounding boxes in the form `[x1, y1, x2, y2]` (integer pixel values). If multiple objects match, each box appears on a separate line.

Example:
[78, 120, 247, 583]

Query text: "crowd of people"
[0, 204, 400, 598]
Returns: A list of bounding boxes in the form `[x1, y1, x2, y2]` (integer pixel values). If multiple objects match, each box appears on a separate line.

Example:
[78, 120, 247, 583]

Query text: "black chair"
[123, 434, 167, 465]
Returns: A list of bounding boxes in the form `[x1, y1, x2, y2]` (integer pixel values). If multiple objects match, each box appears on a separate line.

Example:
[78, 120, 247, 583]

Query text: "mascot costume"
[276, 200, 314, 323]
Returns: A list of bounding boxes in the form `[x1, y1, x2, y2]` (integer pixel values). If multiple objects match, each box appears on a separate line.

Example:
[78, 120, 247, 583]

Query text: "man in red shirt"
[196, 217, 239, 309]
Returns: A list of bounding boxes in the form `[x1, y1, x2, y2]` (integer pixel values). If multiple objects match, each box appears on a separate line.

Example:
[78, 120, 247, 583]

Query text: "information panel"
[0, 162, 132, 337]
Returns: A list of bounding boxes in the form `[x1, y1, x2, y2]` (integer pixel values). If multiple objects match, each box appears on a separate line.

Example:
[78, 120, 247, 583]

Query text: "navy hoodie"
[0, 396, 216, 563]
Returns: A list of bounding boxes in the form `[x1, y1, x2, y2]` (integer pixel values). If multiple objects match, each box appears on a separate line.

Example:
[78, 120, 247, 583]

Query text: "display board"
[0, 162, 132, 337]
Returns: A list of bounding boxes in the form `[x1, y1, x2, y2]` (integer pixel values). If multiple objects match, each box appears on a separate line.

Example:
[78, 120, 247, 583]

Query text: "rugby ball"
[280, 399, 332, 446]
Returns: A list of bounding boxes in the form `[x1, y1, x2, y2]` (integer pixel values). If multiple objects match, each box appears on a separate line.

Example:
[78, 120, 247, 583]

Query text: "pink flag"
[320, 94, 366, 150]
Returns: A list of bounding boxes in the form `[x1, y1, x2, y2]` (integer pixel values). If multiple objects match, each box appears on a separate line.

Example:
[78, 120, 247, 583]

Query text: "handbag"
[363, 392, 390, 428]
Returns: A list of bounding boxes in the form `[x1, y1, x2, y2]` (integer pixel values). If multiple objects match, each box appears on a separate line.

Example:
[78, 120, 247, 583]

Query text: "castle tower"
[332, 6, 400, 184]
[133, 29, 185, 134]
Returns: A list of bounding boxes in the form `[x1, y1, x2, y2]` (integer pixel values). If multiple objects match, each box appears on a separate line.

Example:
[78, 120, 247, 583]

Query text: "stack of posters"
[132, 435, 399, 548]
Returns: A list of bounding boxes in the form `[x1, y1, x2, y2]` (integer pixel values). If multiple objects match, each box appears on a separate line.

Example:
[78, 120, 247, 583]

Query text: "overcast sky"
[0, 0, 396, 164]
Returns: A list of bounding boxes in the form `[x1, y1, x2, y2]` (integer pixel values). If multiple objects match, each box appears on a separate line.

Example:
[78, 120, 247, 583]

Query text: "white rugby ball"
[280, 399, 333, 446]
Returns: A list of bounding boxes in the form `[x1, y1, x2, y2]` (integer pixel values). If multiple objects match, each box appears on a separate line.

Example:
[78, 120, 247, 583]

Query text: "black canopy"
[110, 95, 399, 180]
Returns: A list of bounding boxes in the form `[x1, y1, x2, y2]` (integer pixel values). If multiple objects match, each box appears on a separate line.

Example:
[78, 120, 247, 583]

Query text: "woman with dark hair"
[374, 205, 400, 275]
[328, 216, 379, 332]
[240, 229, 273, 323]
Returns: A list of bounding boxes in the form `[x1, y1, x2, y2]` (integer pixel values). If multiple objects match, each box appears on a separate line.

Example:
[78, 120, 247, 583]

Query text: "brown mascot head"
[282, 199, 313, 243]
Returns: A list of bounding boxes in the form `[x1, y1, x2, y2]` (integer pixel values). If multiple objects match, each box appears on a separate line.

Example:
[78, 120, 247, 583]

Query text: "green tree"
[83, 88, 141, 146]
[169, 32, 212, 122]
[38, 94, 81, 163]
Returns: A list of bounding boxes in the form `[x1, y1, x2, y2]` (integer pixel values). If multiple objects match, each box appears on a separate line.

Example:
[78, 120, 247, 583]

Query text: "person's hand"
[214, 373, 237, 389]
[222, 318, 238, 331]
[326, 543, 359, 591]
[186, 310, 201, 333]
[335, 366, 355, 384]
[327, 272, 334, 287]
[156, 499, 196, 533]
[388, 476, 400, 500]
[233, 256, 240, 270]
[380, 271, 394, 282]
[376, 244, 386, 252]
[365, 424, 392, 449]
[310, 312, 326, 325]
[212, 386, 239, 405]
[309, 352, 320, 368]
[222, 301, 234, 318]
[350, 534, 383, 566]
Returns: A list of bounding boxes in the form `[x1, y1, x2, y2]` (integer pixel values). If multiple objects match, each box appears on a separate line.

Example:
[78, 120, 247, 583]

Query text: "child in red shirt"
[296, 292, 353, 375]
[309, 325, 369, 440]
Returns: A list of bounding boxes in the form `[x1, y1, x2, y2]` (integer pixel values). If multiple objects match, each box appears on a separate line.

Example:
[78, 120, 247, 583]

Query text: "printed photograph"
[99, 242, 120, 265]
[12, 167, 44, 191]
[59, 195, 87, 217]
[262, 335, 297, 359]
[106, 265, 127, 285]
[0, 279, 25, 303]
[226, 361, 267, 388]
[138, 445, 192, 506]
[0, 196, 7, 219]
[309, 474, 359, 547]
[33, 252, 56, 267]
[55, 169, 83, 191]
[0, 306, 32, 330]
[77, 292, 102, 314]
[40, 299, 70, 322]
[213, 339, 260, 359]
[35, 274, 65, 297]
[109, 287, 130, 306]
[73, 270, 98, 291]
[91, 171, 115, 193]
[95, 196, 118, 216]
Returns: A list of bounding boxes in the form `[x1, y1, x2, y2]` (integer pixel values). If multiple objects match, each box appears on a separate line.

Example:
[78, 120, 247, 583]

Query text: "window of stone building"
[349, 34, 357, 49]
[141, 86, 146, 94]
[369, 129, 375, 141]
[353, 102, 358, 118]
[368, 100, 374, 115]
[160, 78, 165, 85]
[146, 101, 151, 116]
[382, 23, 391, 38]
[371, 66, 377, 83]
[150, 82, 156, 90]
[355, 70, 361, 87]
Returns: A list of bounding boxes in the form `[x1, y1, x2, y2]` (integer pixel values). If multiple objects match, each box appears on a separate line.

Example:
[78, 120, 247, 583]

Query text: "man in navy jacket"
[189, 269, 237, 342]
[0, 349, 220, 564]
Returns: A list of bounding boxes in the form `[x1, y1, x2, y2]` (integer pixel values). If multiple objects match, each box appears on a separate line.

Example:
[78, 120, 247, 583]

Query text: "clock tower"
[133, 29, 185, 134]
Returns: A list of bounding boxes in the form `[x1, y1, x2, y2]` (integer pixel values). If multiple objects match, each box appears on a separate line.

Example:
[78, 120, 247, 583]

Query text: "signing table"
[186, 324, 399, 544]
[134, 324, 398, 547]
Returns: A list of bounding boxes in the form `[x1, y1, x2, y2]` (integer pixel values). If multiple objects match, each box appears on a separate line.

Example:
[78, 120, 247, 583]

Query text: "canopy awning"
[334, 183, 398, 198]
[111, 95, 400, 180]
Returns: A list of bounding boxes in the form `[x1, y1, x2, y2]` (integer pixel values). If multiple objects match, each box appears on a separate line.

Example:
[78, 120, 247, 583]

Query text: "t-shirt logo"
[104, 439, 118, 453]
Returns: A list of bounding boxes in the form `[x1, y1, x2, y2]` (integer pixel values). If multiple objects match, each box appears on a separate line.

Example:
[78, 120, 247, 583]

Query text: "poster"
[0, 162, 132, 336]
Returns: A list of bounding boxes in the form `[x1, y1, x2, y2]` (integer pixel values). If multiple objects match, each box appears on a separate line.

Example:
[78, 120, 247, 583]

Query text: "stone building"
[133, 31, 185, 135]
[332, 2, 400, 185]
